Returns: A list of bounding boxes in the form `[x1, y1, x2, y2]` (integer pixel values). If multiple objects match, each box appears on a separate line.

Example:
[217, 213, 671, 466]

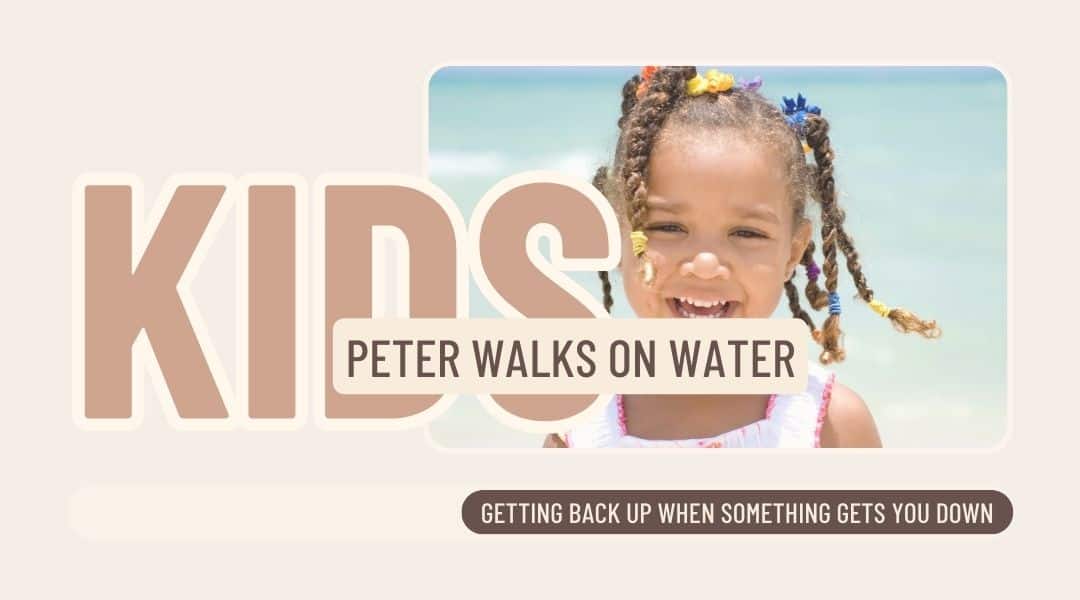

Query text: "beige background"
[1, 0, 1074, 596]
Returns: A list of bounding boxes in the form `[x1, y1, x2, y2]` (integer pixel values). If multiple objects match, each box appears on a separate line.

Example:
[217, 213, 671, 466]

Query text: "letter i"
[238, 177, 307, 426]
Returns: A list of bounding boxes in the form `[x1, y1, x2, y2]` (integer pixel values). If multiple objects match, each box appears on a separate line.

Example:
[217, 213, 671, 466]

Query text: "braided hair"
[592, 66, 940, 363]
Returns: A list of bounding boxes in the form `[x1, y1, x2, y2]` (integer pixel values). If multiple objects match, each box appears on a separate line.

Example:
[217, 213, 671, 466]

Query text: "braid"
[786, 239, 816, 332]
[801, 239, 828, 311]
[618, 75, 641, 129]
[805, 115, 846, 364]
[619, 66, 696, 234]
[598, 271, 614, 314]
[785, 275, 817, 333]
[833, 219, 940, 337]
[804, 115, 940, 362]
[592, 165, 615, 313]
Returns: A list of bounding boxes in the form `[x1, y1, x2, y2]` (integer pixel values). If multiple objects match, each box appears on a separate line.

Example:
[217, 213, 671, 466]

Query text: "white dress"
[563, 362, 836, 448]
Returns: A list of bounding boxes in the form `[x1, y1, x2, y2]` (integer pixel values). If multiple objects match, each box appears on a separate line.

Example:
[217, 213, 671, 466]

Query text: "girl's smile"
[666, 296, 739, 319]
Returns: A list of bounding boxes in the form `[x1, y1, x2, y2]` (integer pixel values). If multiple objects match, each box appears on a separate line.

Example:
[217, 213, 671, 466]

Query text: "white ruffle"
[564, 362, 835, 448]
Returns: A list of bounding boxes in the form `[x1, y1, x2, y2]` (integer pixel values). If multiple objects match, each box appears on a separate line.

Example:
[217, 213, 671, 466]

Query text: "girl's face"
[620, 131, 811, 319]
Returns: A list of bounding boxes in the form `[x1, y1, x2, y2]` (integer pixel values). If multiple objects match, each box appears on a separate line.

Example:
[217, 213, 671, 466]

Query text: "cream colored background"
[1, 0, 1073, 596]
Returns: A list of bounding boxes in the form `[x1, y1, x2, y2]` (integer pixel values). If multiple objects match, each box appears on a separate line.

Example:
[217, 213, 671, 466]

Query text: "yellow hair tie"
[868, 299, 891, 318]
[687, 69, 735, 97]
[629, 231, 649, 256]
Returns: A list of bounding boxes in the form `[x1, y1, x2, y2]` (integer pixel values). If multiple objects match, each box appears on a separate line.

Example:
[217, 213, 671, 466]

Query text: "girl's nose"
[679, 252, 731, 279]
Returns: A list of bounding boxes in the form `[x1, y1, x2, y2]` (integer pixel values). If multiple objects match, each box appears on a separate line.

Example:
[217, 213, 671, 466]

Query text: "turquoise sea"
[425, 66, 1007, 448]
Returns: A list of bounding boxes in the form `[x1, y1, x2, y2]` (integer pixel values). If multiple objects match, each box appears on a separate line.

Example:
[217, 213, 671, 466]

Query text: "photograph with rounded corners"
[424, 65, 1006, 449]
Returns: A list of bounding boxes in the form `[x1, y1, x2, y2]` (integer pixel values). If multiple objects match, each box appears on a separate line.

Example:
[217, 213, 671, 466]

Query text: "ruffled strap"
[767, 362, 836, 447]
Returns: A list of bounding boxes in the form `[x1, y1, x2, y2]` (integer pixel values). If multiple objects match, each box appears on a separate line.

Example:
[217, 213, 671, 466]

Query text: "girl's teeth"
[674, 298, 732, 318]
[679, 297, 723, 308]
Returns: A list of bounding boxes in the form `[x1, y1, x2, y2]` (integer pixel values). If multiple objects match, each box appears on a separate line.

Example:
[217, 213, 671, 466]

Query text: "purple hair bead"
[806, 261, 821, 282]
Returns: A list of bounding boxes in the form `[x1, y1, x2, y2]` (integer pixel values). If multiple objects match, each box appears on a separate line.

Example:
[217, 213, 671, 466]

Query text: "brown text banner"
[462, 490, 1011, 534]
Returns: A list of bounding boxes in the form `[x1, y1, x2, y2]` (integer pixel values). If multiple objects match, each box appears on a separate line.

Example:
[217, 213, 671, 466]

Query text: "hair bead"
[629, 231, 649, 257]
[868, 299, 891, 318]
[828, 292, 842, 315]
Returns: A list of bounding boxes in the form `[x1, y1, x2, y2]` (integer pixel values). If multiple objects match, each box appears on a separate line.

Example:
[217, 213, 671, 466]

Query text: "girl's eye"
[646, 223, 687, 234]
[732, 229, 768, 239]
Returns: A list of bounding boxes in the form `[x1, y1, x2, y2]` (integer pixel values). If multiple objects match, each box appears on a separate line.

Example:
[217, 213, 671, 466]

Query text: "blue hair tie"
[828, 292, 841, 315]
[781, 93, 821, 136]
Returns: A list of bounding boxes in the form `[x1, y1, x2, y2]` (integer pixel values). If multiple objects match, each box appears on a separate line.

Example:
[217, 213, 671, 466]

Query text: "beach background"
[425, 66, 1006, 448]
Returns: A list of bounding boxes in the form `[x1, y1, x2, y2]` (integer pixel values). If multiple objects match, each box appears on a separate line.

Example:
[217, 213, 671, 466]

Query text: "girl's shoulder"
[817, 378, 881, 448]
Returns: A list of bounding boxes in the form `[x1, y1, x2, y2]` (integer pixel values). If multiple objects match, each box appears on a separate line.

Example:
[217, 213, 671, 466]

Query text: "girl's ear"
[788, 218, 813, 276]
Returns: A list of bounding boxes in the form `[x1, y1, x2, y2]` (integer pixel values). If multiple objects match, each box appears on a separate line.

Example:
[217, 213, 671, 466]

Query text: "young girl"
[546, 66, 940, 448]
